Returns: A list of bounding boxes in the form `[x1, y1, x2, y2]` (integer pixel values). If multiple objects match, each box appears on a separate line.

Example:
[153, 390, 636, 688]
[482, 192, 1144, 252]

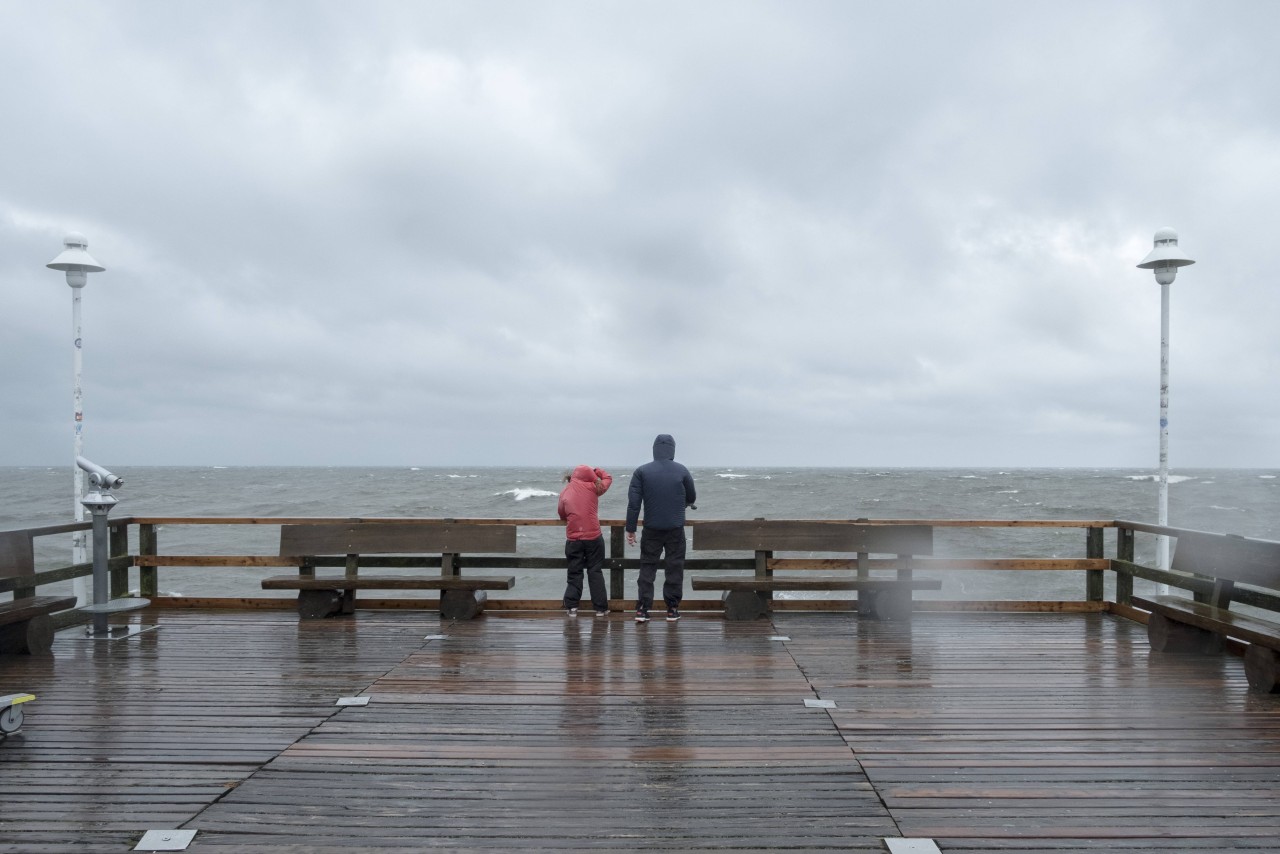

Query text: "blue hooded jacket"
[625, 434, 696, 532]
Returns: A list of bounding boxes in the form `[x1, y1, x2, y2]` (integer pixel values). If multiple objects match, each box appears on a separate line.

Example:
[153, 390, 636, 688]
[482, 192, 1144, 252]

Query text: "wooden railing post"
[342, 553, 359, 614]
[1086, 527, 1104, 602]
[1116, 526, 1134, 604]
[854, 518, 872, 615]
[609, 525, 625, 602]
[110, 523, 130, 599]
[139, 523, 158, 598]
[857, 551, 872, 616]
[755, 549, 773, 602]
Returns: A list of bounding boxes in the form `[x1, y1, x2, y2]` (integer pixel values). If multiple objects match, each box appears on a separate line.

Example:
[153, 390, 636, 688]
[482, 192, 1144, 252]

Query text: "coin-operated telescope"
[76, 458, 150, 638]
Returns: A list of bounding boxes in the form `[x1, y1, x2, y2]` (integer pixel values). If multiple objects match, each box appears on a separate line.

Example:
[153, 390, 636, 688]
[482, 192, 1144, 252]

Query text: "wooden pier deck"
[2, 609, 1279, 852]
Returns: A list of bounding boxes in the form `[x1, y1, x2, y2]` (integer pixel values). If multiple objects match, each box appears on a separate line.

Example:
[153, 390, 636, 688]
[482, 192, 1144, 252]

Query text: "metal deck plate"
[424, 634, 448, 640]
[134, 828, 196, 851]
[803, 698, 836, 708]
[883, 839, 942, 854]
[768, 635, 791, 641]
[336, 696, 370, 706]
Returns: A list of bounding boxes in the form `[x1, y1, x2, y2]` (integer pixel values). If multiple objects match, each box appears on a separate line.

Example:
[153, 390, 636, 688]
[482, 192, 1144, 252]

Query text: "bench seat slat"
[0, 596, 79, 624]
[691, 577, 942, 592]
[1134, 595, 1280, 651]
[261, 575, 515, 591]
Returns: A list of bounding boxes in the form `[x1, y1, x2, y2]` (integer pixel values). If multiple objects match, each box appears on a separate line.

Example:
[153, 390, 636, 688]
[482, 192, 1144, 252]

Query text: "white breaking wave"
[1210, 505, 1244, 512]
[1261, 475, 1277, 479]
[497, 488, 557, 501]
[1126, 475, 1195, 484]
[717, 473, 749, 479]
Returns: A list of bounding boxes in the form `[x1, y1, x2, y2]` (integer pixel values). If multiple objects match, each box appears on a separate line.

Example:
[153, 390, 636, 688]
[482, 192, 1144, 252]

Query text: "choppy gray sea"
[4, 466, 1277, 602]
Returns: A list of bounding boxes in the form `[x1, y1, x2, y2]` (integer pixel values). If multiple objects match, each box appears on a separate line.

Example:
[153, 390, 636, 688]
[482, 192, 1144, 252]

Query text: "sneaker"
[595, 610, 608, 618]
[635, 609, 649, 623]
[666, 607, 680, 622]
[567, 607, 578, 617]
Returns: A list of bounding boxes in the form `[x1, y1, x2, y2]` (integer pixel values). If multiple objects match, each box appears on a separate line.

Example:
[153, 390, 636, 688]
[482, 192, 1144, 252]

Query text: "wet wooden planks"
[0, 611, 444, 853]
[776, 612, 1280, 853]
[2, 609, 1279, 852]
[193, 614, 897, 851]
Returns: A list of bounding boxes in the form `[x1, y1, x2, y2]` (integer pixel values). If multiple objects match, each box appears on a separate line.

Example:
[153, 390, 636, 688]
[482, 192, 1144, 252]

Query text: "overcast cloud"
[2, 1, 1277, 468]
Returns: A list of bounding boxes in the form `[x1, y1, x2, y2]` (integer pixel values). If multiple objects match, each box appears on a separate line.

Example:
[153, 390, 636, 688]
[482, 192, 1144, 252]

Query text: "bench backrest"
[0, 531, 35, 580]
[280, 522, 517, 556]
[1172, 531, 1280, 591]
[693, 521, 933, 555]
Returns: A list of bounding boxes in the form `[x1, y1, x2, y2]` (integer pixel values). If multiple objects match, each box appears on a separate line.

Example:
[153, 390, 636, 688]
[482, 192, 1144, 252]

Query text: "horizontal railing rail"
[4, 516, 1277, 619]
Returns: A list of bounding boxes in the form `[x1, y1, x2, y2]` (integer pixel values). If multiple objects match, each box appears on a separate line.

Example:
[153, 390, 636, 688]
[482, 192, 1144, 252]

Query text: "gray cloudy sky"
[2, 1, 1277, 468]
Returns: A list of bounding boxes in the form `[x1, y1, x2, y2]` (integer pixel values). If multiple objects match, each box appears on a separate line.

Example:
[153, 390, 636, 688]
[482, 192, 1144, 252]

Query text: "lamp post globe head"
[47, 232, 106, 289]
[1136, 227, 1195, 285]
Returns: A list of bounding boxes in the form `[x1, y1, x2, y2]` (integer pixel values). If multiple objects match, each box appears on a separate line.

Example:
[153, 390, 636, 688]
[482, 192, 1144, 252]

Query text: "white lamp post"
[47, 233, 106, 606]
[1136, 227, 1194, 582]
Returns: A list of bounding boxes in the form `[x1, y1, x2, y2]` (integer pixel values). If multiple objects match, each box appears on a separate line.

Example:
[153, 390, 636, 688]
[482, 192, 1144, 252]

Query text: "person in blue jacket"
[625, 434, 696, 623]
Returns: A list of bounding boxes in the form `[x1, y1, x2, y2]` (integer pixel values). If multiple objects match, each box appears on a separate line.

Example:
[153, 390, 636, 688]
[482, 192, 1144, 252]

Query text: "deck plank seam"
[163, 616, 461, 837]
[769, 613, 910, 843]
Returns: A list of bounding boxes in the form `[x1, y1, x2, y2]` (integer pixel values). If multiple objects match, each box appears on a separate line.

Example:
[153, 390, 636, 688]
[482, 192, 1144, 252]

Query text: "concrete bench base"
[263, 575, 515, 620]
[0, 596, 78, 655]
[694, 578, 940, 622]
[293, 587, 492, 620]
[1136, 595, 1280, 693]
[1245, 645, 1280, 693]
[1146, 611, 1225, 655]
[717, 587, 915, 621]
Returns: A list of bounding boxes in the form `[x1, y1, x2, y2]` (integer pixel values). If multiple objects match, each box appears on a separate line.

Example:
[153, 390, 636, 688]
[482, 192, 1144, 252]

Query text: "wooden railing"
[3, 516, 1277, 619]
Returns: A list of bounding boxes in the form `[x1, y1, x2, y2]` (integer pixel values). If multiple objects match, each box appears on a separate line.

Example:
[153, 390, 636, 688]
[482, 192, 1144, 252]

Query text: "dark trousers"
[564, 536, 608, 610]
[637, 526, 685, 612]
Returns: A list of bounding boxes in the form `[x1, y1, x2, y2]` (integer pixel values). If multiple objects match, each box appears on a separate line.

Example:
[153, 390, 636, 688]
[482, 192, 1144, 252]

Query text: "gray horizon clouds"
[2, 1, 1277, 469]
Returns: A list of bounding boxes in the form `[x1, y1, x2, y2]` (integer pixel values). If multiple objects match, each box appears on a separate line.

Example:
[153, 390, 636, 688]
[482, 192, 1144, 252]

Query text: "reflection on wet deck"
[2, 610, 1278, 852]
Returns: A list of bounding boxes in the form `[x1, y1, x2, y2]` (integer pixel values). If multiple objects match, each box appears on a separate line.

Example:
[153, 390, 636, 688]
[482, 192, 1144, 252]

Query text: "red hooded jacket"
[558, 465, 612, 541]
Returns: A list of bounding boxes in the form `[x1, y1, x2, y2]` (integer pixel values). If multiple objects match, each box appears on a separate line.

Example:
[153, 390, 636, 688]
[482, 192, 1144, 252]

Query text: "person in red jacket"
[558, 465, 613, 616]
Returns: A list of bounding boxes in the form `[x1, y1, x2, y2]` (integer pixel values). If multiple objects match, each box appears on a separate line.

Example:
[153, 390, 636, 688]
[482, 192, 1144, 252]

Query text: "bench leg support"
[440, 589, 487, 620]
[1147, 613, 1223, 654]
[297, 590, 344, 620]
[722, 590, 768, 621]
[0, 615, 55, 655]
[1244, 644, 1280, 693]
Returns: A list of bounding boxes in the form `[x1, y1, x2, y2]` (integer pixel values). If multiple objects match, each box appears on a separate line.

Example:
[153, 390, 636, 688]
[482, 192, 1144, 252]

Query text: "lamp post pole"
[1157, 277, 1170, 571]
[72, 282, 85, 570]
[1137, 227, 1194, 585]
[47, 233, 106, 606]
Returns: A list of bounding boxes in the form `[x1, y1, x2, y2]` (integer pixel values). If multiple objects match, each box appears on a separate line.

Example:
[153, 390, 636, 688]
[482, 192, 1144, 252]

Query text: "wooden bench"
[1, 532, 77, 654]
[262, 522, 517, 620]
[1134, 530, 1280, 693]
[691, 521, 939, 621]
